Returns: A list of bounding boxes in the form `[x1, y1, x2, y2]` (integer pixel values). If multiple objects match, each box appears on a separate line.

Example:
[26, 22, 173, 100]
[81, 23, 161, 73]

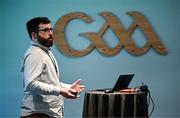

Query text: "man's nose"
[47, 32, 53, 38]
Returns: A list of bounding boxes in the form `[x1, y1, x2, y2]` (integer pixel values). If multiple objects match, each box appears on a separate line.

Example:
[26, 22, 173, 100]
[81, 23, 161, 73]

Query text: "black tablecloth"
[82, 91, 148, 117]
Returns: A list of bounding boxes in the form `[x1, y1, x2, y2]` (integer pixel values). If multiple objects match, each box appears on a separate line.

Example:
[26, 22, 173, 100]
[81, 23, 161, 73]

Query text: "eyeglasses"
[38, 28, 53, 34]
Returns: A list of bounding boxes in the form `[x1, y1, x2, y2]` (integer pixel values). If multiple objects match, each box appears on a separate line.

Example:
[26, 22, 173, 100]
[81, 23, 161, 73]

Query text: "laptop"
[96, 74, 134, 93]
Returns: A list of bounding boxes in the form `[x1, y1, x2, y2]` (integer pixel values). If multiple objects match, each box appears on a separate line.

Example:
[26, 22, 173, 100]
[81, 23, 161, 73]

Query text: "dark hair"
[26, 17, 51, 39]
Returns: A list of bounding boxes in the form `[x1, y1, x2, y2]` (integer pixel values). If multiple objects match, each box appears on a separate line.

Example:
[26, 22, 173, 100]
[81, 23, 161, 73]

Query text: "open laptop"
[96, 74, 134, 93]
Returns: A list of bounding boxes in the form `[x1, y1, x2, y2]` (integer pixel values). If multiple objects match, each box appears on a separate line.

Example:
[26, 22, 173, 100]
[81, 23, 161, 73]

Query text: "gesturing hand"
[60, 79, 85, 99]
[70, 79, 85, 93]
[60, 88, 78, 99]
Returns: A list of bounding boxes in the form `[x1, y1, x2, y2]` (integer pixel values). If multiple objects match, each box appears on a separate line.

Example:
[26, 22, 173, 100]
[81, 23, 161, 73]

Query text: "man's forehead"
[39, 23, 51, 28]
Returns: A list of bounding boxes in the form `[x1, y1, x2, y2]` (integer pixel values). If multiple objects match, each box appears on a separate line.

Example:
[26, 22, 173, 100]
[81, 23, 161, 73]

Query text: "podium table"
[82, 90, 148, 117]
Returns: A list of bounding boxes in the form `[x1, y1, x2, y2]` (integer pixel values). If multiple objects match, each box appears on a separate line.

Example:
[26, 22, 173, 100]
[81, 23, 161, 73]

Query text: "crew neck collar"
[31, 40, 51, 52]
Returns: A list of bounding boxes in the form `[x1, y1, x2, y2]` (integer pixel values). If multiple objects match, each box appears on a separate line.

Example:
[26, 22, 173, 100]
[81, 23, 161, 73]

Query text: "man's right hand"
[60, 87, 78, 99]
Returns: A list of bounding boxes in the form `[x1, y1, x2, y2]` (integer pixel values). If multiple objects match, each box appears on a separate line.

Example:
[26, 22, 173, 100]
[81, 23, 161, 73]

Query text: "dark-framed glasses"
[38, 28, 53, 33]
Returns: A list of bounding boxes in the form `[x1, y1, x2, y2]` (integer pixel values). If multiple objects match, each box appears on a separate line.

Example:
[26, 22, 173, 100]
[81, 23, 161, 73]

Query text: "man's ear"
[31, 32, 37, 40]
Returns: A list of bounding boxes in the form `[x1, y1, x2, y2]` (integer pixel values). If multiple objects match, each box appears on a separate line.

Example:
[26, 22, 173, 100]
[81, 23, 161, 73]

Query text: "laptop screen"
[112, 74, 134, 91]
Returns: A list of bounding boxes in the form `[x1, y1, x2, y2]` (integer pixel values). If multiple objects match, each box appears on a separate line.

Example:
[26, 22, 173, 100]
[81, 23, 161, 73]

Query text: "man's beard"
[37, 34, 53, 47]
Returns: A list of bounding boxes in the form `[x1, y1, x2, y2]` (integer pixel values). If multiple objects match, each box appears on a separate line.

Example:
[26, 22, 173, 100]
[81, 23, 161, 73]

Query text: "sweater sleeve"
[22, 51, 44, 90]
[27, 80, 61, 95]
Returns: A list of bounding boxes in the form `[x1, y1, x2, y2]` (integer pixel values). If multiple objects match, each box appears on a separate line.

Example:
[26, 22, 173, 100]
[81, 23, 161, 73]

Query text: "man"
[20, 17, 85, 117]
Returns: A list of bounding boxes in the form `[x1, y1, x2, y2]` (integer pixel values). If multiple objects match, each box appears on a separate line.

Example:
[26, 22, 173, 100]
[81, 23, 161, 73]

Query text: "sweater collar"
[31, 40, 51, 52]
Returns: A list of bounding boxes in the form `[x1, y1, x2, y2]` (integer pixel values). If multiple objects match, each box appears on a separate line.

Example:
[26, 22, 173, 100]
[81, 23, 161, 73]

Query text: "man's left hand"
[70, 79, 85, 93]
